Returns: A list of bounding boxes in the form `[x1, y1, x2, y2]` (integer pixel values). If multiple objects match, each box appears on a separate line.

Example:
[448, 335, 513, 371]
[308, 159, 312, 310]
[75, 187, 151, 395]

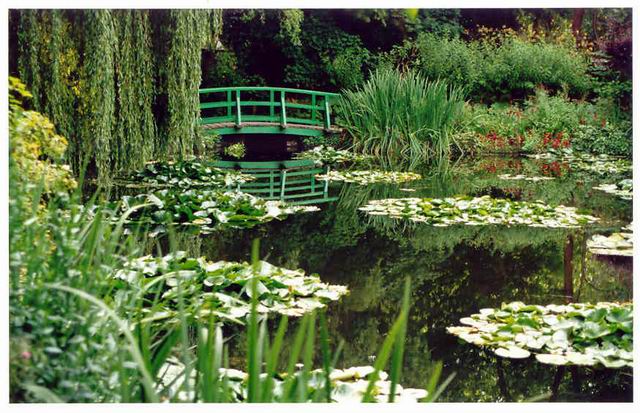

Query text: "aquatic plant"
[294, 145, 373, 166]
[447, 301, 633, 369]
[114, 252, 348, 324]
[123, 159, 253, 189]
[113, 189, 319, 235]
[359, 195, 599, 228]
[337, 68, 465, 168]
[527, 151, 632, 176]
[159, 361, 428, 402]
[498, 174, 554, 182]
[594, 179, 632, 200]
[317, 170, 422, 185]
[224, 142, 246, 159]
[587, 223, 633, 257]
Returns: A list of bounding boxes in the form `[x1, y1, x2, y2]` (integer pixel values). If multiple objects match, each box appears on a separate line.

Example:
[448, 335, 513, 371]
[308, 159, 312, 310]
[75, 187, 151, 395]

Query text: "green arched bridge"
[199, 86, 342, 137]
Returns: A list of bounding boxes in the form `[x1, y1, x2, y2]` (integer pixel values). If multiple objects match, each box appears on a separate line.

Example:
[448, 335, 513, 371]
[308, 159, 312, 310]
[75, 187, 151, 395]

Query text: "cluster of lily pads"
[158, 360, 428, 403]
[594, 179, 632, 200]
[359, 195, 599, 228]
[447, 301, 633, 368]
[587, 223, 633, 257]
[112, 189, 318, 235]
[113, 252, 349, 324]
[497, 174, 554, 182]
[316, 170, 422, 185]
[527, 151, 632, 176]
[294, 145, 372, 166]
[125, 160, 253, 189]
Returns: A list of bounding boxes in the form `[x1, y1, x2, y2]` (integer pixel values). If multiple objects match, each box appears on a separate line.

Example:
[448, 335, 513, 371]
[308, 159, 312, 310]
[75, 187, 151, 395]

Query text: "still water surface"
[150, 155, 633, 402]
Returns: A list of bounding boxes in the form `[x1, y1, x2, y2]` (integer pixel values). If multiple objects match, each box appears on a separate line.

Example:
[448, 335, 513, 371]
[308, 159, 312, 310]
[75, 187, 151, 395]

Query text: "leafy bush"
[283, 15, 373, 91]
[9, 77, 76, 195]
[337, 68, 465, 168]
[572, 121, 632, 157]
[454, 90, 631, 157]
[385, 32, 593, 102]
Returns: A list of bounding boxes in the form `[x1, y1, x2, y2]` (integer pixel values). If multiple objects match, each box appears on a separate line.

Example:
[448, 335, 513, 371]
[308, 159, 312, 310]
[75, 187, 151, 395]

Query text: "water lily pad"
[447, 301, 632, 369]
[112, 189, 319, 235]
[360, 195, 598, 228]
[113, 254, 349, 325]
[494, 346, 530, 359]
[594, 179, 632, 200]
[498, 174, 554, 182]
[294, 145, 373, 166]
[121, 159, 253, 189]
[317, 170, 422, 185]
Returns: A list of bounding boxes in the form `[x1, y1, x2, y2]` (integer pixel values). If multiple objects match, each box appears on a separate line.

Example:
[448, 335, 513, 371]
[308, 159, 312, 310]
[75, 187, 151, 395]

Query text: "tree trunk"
[572, 9, 585, 45]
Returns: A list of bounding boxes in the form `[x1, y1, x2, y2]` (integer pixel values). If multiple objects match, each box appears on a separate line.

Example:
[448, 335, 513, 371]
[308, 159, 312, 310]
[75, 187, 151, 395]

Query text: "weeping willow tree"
[156, 9, 220, 159]
[13, 9, 222, 185]
[113, 10, 156, 173]
[79, 10, 117, 184]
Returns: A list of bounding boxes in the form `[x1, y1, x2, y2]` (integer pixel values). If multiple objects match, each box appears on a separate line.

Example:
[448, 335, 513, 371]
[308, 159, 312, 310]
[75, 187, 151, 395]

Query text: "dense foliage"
[9, 77, 76, 196]
[13, 10, 222, 183]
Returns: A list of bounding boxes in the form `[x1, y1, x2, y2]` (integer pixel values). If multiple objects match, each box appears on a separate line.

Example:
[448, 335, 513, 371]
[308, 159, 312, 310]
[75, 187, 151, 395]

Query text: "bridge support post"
[280, 92, 287, 129]
[324, 98, 331, 130]
[235, 91, 242, 128]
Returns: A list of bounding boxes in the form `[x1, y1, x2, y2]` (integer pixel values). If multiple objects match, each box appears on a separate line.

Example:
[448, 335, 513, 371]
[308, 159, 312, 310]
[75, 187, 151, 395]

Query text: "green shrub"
[337, 68, 465, 168]
[481, 37, 592, 100]
[454, 89, 632, 157]
[410, 33, 484, 97]
[386, 33, 593, 102]
[572, 121, 632, 157]
[283, 15, 372, 91]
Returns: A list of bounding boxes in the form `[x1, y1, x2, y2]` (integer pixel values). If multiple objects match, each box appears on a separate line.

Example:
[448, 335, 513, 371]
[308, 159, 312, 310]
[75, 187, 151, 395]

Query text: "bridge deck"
[202, 121, 342, 137]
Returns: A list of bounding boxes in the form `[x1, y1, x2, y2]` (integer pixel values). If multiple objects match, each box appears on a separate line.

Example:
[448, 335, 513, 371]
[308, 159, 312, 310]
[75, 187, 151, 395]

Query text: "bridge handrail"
[199, 86, 341, 133]
[199, 86, 341, 99]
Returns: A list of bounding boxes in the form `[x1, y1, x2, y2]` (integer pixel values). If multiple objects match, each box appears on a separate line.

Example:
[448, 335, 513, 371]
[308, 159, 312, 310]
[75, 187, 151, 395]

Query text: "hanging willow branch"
[45, 10, 76, 153]
[79, 10, 117, 185]
[15, 9, 224, 184]
[17, 10, 44, 110]
[114, 10, 156, 174]
[163, 10, 210, 158]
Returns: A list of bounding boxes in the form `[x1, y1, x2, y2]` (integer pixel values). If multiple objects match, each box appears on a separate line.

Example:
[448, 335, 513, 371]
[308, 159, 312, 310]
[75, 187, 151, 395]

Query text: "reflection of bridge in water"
[202, 86, 342, 205]
[215, 159, 338, 206]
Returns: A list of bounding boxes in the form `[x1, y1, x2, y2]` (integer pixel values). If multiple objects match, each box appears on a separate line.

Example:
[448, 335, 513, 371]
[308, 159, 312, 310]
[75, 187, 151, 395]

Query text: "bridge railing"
[199, 86, 341, 132]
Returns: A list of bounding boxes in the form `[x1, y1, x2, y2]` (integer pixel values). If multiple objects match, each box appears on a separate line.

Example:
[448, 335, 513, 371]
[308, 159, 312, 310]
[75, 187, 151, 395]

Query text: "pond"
[123, 154, 632, 402]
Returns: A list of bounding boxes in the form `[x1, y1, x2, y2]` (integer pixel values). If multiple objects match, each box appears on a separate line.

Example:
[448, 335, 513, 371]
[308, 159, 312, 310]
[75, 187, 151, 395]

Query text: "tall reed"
[337, 68, 466, 169]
